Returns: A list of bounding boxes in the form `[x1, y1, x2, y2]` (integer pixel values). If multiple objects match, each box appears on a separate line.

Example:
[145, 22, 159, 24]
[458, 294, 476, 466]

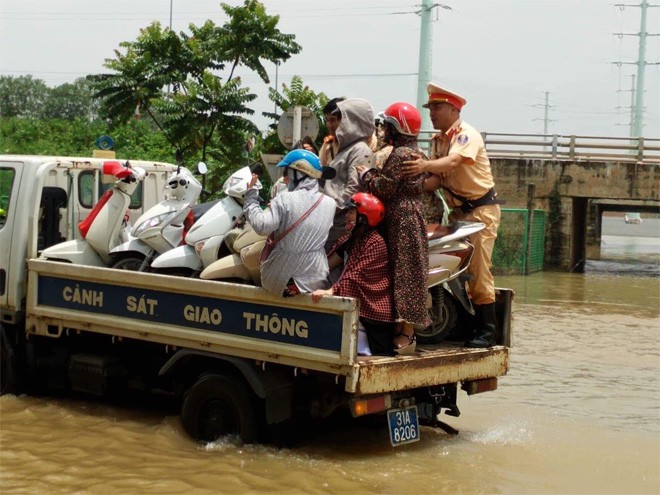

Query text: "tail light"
[181, 210, 194, 245]
[454, 242, 474, 269]
[349, 394, 392, 417]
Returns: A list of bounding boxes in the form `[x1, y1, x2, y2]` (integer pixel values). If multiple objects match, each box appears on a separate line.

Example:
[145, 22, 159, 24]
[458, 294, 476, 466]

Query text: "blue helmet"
[277, 149, 336, 180]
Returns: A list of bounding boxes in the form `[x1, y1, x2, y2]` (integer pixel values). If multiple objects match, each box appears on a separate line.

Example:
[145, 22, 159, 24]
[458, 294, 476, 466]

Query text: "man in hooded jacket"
[321, 98, 376, 251]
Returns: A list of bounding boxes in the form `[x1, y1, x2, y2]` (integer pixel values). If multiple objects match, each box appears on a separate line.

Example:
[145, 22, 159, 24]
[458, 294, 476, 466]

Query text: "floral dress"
[362, 135, 431, 328]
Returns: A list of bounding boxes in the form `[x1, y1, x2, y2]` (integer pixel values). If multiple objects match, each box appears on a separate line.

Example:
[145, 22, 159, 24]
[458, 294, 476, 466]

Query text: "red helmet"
[347, 192, 385, 227]
[379, 102, 422, 136]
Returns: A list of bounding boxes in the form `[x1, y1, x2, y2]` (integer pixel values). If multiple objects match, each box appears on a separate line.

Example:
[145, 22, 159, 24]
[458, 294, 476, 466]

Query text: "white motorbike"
[199, 219, 485, 343]
[108, 165, 203, 271]
[40, 161, 145, 266]
[422, 221, 485, 343]
[149, 166, 262, 277]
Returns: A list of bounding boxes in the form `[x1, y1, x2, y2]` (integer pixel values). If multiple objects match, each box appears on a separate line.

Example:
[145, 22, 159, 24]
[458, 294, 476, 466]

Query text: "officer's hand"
[402, 155, 425, 177]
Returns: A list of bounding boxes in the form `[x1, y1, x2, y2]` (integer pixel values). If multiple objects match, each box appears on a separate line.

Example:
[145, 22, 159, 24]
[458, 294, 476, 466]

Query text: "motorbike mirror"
[196, 161, 208, 175]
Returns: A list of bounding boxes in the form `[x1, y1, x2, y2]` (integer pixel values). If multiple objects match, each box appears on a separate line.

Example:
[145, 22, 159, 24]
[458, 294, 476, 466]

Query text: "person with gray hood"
[322, 98, 376, 251]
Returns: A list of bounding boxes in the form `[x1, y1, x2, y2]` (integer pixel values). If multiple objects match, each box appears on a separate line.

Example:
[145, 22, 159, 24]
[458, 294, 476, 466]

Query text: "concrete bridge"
[419, 132, 660, 272]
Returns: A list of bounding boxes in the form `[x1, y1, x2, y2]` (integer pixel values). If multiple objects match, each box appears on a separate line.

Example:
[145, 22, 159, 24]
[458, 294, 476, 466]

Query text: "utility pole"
[416, 0, 435, 132]
[613, 0, 660, 137]
[416, 2, 451, 131]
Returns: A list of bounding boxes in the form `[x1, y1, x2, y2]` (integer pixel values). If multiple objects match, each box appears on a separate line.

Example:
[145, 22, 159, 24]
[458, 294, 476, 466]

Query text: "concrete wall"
[490, 158, 660, 270]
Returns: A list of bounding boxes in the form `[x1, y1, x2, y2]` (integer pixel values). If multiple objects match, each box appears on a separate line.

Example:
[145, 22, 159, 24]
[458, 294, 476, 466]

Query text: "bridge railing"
[417, 131, 660, 164]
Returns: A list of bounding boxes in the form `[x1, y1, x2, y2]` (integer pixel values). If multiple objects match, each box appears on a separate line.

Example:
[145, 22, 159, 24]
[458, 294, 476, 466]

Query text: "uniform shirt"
[432, 120, 495, 208]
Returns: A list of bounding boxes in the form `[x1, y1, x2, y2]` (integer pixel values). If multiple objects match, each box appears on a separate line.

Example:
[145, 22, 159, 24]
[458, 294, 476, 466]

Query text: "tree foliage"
[0, 75, 49, 118]
[0, 116, 172, 161]
[262, 75, 330, 153]
[42, 78, 101, 120]
[218, 0, 301, 83]
[0, 76, 100, 121]
[88, 0, 301, 183]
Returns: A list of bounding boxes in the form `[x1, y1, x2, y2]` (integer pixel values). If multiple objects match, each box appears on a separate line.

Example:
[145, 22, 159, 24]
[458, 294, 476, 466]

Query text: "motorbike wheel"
[109, 253, 146, 271]
[418, 286, 458, 345]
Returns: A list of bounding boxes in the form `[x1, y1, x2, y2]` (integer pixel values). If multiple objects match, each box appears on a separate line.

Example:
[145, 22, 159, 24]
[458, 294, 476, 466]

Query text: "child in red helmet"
[312, 192, 395, 356]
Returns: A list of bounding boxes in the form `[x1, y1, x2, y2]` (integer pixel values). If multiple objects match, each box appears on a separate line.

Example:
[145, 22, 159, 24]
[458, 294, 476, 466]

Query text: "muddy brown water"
[1, 262, 659, 494]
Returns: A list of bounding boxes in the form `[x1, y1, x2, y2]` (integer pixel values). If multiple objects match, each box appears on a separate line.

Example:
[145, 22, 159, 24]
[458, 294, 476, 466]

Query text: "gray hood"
[335, 98, 375, 152]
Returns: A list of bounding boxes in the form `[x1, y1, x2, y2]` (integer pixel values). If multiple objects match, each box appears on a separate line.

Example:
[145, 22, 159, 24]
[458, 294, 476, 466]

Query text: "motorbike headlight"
[133, 211, 178, 236]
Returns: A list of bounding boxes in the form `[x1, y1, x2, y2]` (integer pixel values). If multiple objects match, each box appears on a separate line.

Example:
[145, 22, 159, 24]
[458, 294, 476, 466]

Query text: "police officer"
[402, 82, 502, 348]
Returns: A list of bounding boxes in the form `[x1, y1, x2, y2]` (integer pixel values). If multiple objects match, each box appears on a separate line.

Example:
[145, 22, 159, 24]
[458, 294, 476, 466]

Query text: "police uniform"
[425, 83, 501, 347]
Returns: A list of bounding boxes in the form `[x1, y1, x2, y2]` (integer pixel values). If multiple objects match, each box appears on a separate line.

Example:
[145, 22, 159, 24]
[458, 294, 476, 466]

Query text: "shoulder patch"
[457, 134, 469, 145]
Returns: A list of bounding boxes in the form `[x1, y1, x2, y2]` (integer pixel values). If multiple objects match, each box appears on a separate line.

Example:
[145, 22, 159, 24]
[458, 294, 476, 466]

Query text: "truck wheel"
[180, 373, 260, 444]
[1, 325, 22, 395]
[109, 253, 146, 271]
[418, 286, 458, 344]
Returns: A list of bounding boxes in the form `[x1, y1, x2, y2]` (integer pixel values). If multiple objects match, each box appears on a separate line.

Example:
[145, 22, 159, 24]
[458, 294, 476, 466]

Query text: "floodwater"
[1, 233, 659, 494]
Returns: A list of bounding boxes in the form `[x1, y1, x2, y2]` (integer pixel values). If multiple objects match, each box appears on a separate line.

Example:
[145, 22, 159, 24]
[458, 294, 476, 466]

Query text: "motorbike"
[40, 161, 146, 266]
[422, 221, 485, 343]
[107, 164, 203, 271]
[199, 219, 486, 344]
[149, 165, 263, 277]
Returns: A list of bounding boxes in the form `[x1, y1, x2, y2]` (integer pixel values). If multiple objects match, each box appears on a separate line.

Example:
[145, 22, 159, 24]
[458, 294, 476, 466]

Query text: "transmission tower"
[533, 91, 557, 135]
[615, 74, 637, 136]
[613, 0, 660, 137]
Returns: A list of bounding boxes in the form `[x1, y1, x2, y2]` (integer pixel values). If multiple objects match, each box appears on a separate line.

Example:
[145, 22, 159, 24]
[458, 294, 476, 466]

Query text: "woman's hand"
[311, 288, 333, 302]
[247, 173, 259, 189]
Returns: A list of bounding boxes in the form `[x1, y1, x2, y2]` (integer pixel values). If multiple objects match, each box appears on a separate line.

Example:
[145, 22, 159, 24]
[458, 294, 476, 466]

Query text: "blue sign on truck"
[37, 275, 345, 351]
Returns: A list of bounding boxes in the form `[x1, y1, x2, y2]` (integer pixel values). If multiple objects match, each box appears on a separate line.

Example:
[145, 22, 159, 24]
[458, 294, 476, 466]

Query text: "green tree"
[0, 75, 49, 118]
[88, 0, 301, 184]
[262, 75, 329, 153]
[42, 78, 100, 121]
[218, 0, 301, 83]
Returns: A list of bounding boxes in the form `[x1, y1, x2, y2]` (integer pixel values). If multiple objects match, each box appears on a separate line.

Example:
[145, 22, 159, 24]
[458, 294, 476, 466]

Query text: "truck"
[0, 154, 513, 447]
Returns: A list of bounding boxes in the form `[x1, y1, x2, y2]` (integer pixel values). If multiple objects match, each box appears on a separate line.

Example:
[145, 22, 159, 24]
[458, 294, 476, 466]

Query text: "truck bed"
[26, 259, 509, 395]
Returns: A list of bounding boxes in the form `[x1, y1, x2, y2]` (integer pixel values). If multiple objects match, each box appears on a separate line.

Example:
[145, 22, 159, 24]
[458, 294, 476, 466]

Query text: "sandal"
[393, 332, 417, 355]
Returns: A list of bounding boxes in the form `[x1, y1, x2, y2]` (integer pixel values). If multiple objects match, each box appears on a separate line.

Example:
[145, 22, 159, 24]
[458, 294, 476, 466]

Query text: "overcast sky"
[1, 0, 658, 139]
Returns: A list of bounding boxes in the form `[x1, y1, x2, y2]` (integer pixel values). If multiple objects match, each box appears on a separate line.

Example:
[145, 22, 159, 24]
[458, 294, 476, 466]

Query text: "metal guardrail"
[417, 131, 660, 164]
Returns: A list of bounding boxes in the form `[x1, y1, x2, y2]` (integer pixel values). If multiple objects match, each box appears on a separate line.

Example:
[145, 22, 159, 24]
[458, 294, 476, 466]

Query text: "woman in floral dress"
[358, 102, 430, 354]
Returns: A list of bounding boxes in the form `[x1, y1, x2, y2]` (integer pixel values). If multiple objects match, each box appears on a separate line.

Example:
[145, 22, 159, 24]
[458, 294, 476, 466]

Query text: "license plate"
[387, 405, 420, 447]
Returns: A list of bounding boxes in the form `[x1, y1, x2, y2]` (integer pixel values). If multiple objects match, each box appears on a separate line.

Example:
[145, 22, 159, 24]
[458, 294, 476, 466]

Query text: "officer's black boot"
[465, 302, 496, 348]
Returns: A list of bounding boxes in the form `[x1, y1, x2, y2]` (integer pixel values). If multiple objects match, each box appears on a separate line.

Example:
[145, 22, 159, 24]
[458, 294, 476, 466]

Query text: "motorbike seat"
[427, 223, 451, 241]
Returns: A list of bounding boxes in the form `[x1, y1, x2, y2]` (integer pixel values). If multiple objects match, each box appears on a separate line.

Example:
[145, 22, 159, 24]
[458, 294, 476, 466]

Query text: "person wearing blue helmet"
[244, 149, 336, 297]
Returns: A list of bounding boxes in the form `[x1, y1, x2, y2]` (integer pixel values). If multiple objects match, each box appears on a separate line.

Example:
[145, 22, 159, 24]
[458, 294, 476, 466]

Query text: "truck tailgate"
[349, 345, 508, 395]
